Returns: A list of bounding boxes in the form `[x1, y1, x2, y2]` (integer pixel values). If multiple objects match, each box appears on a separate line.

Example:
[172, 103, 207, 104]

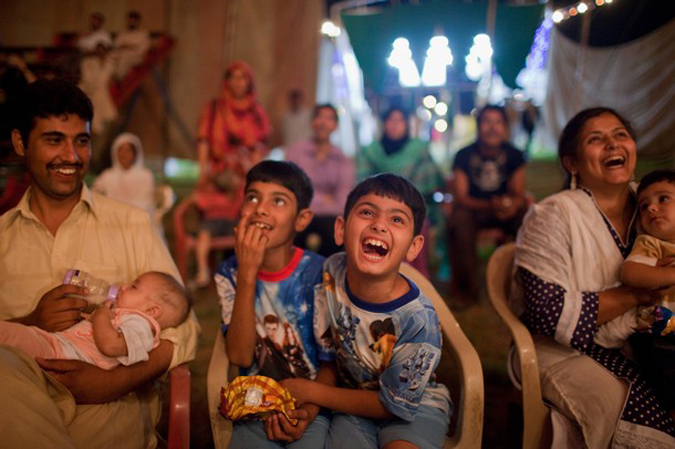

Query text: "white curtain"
[316, 33, 375, 157]
[544, 18, 675, 157]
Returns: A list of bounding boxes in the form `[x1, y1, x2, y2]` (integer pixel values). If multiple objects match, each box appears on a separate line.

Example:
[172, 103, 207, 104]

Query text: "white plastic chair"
[486, 243, 551, 449]
[208, 263, 484, 448]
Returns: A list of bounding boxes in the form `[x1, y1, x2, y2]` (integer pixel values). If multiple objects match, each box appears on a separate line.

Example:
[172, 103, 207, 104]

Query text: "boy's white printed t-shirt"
[315, 253, 451, 422]
[216, 248, 327, 380]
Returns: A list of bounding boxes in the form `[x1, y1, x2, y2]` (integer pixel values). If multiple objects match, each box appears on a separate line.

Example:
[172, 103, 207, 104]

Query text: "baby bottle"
[63, 269, 119, 305]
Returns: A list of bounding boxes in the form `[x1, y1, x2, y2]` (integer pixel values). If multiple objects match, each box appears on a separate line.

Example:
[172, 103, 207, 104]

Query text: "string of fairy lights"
[552, 0, 615, 24]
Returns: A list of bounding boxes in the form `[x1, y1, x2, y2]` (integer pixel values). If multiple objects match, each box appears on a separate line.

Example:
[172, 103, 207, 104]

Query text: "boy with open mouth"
[281, 173, 452, 448]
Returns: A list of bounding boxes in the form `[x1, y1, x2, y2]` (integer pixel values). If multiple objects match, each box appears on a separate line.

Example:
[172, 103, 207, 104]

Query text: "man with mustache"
[448, 104, 528, 306]
[0, 78, 199, 448]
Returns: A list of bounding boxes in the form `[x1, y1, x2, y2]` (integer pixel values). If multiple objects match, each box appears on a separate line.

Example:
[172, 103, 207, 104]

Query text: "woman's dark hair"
[558, 107, 636, 189]
[382, 107, 409, 125]
[380, 107, 410, 151]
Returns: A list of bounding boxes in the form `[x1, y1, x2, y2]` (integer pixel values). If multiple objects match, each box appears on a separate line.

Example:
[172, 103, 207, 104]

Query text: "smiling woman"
[514, 107, 675, 446]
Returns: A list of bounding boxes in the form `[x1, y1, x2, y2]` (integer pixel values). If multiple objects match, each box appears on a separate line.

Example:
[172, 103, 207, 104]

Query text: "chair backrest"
[155, 184, 176, 218]
[400, 263, 484, 449]
[172, 197, 197, 281]
[486, 243, 551, 449]
[172, 196, 236, 282]
[207, 330, 235, 448]
[207, 264, 484, 449]
[154, 183, 175, 233]
[167, 364, 191, 449]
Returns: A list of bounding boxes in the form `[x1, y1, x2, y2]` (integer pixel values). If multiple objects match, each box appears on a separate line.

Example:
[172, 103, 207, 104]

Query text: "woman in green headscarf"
[358, 107, 443, 197]
[358, 107, 445, 276]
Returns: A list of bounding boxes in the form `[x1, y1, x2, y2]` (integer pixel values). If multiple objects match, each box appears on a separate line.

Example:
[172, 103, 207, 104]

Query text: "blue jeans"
[230, 413, 330, 449]
[326, 404, 449, 449]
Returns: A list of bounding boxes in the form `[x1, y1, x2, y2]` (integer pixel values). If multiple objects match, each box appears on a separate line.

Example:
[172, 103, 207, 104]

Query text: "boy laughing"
[283, 174, 452, 448]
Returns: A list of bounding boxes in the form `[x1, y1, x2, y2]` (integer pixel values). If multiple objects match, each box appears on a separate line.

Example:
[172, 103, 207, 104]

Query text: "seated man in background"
[448, 105, 527, 306]
[0, 78, 199, 448]
[286, 104, 355, 257]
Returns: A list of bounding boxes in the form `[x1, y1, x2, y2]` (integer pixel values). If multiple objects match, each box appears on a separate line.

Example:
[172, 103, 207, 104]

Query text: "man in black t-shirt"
[448, 105, 528, 305]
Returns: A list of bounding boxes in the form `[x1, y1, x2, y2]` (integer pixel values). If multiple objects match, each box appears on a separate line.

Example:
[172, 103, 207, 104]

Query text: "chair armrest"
[156, 184, 176, 219]
[207, 330, 234, 448]
[167, 363, 191, 449]
[438, 303, 484, 449]
[486, 243, 550, 448]
[400, 264, 484, 449]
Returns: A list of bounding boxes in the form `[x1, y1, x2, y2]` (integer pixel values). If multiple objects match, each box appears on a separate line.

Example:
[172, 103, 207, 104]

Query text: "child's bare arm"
[91, 302, 128, 357]
[295, 361, 339, 418]
[283, 373, 394, 420]
[620, 260, 675, 290]
[225, 212, 268, 367]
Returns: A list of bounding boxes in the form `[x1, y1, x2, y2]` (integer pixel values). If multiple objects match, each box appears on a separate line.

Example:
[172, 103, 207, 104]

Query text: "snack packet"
[220, 375, 298, 424]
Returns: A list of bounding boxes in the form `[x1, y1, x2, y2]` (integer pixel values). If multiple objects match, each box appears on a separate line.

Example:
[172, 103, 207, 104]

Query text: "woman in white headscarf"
[93, 133, 158, 232]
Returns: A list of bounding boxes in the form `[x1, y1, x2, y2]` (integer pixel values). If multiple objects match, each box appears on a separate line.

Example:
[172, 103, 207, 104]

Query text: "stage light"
[388, 38, 421, 87]
[423, 95, 437, 109]
[321, 20, 341, 38]
[421, 35, 453, 87]
[577, 3, 588, 13]
[465, 34, 493, 81]
[416, 107, 432, 121]
[434, 119, 448, 133]
[434, 102, 448, 116]
[552, 10, 564, 23]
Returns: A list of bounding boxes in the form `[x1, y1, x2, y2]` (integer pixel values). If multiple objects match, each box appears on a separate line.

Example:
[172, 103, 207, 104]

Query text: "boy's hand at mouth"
[235, 212, 269, 279]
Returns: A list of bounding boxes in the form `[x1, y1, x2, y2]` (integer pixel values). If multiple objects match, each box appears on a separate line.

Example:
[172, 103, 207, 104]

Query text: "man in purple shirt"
[286, 104, 355, 256]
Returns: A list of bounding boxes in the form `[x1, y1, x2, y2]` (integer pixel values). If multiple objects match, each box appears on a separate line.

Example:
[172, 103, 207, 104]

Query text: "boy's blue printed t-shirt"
[314, 253, 451, 422]
[216, 247, 327, 380]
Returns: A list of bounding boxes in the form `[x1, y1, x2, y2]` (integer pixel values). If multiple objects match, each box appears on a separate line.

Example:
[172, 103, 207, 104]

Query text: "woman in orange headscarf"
[191, 61, 271, 289]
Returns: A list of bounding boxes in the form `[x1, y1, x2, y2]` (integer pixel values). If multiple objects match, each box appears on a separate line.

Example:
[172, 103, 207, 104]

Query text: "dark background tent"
[340, 0, 545, 92]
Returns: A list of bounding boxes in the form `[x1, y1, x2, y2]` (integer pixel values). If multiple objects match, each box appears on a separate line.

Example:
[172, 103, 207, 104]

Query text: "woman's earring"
[570, 173, 578, 190]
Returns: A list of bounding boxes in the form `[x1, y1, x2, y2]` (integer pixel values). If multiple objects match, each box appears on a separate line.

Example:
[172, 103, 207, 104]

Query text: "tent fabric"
[555, 0, 675, 47]
[341, 1, 544, 91]
[544, 19, 675, 157]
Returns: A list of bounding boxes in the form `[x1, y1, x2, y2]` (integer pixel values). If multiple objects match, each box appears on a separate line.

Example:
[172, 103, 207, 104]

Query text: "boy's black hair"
[13, 78, 94, 144]
[343, 173, 426, 236]
[638, 169, 675, 197]
[245, 160, 313, 211]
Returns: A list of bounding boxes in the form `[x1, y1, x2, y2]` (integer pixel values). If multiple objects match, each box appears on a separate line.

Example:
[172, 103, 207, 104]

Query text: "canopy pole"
[486, 0, 497, 103]
[575, 10, 592, 110]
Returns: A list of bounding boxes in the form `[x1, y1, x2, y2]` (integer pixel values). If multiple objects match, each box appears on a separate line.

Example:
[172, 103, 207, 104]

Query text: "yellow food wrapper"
[220, 375, 298, 425]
